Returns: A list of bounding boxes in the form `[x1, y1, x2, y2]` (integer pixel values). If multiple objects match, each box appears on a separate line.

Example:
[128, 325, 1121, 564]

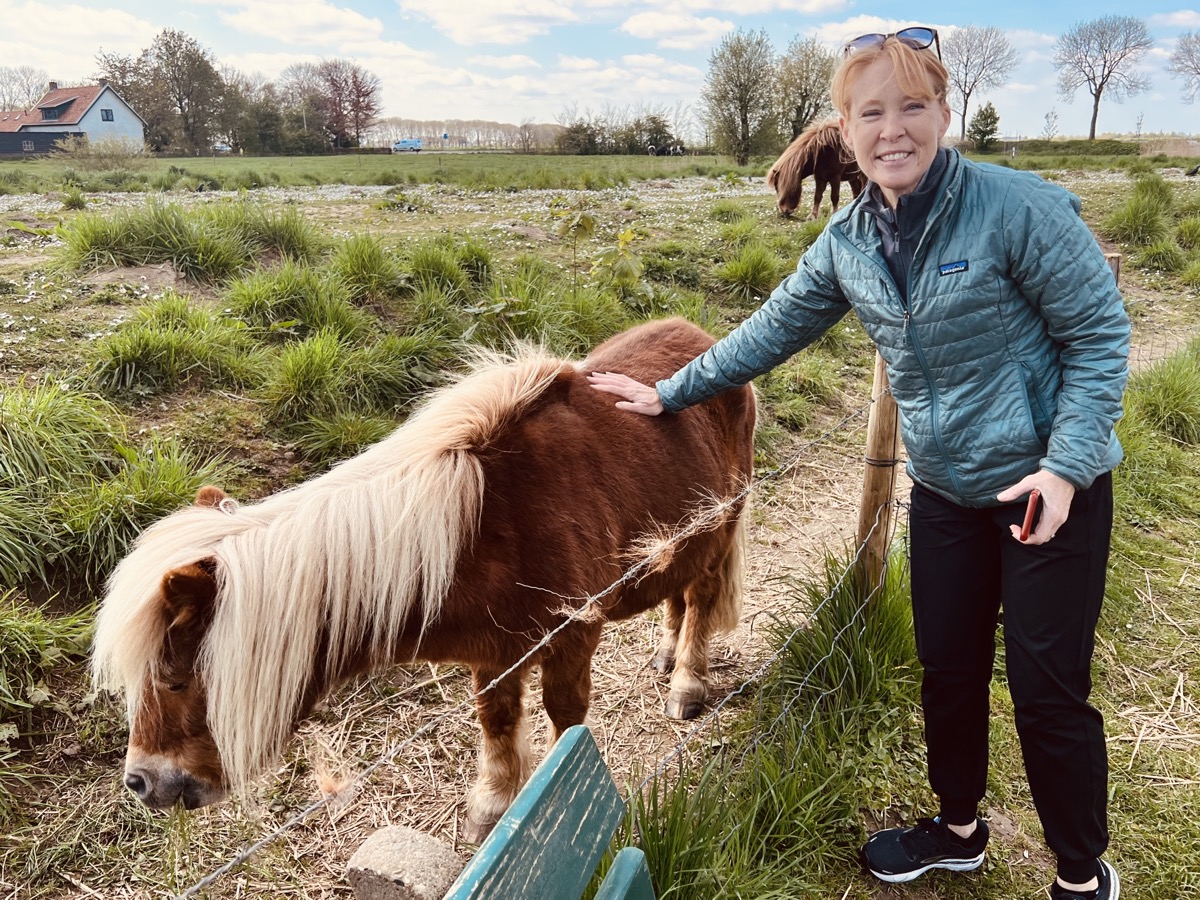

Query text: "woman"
[589, 28, 1127, 900]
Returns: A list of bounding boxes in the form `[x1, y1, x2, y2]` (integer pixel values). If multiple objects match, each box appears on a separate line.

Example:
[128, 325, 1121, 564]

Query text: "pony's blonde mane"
[767, 119, 846, 189]
[92, 349, 569, 794]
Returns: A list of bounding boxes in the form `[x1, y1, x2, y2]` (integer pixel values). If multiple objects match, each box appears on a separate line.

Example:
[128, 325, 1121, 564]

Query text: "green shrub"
[1181, 259, 1200, 287]
[60, 186, 87, 210]
[291, 412, 397, 463]
[1124, 352, 1200, 446]
[261, 329, 348, 424]
[406, 240, 470, 300]
[1130, 174, 1173, 214]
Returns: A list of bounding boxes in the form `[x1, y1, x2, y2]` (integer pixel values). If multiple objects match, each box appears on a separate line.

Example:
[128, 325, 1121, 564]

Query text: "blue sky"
[3, 0, 1198, 142]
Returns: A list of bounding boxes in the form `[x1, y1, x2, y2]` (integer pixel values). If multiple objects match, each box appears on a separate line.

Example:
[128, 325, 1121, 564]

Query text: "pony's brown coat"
[92, 317, 755, 838]
[767, 119, 866, 219]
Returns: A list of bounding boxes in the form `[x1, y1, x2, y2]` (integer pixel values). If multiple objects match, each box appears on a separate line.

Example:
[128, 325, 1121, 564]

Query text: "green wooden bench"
[443, 725, 655, 900]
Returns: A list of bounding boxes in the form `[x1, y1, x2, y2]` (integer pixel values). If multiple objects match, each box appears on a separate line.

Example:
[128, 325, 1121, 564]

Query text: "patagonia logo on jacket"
[939, 259, 969, 276]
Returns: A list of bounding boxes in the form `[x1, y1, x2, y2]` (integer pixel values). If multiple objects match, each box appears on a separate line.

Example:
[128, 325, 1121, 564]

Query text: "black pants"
[909, 473, 1112, 885]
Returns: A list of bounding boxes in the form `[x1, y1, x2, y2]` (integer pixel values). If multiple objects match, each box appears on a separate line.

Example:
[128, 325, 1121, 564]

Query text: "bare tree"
[701, 28, 777, 165]
[0, 65, 50, 110]
[1053, 16, 1153, 139]
[775, 36, 835, 138]
[1168, 30, 1200, 102]
[942, 26, 1020, 140]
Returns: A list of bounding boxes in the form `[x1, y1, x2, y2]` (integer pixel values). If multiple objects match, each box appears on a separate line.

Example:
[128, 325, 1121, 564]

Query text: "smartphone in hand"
[1019, 489, 1041, 542]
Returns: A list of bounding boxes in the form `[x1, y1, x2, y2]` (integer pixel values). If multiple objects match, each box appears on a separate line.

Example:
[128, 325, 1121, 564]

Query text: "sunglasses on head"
[843, 26, 941, 60]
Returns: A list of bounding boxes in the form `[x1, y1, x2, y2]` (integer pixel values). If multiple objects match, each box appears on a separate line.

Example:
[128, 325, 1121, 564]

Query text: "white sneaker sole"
[1102, 859, 1120, 899]
[869, 851, 985, 884]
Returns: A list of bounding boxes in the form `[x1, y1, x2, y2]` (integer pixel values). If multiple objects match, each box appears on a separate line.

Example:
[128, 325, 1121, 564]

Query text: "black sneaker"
[1049, 860, 1120, 900]
[861, 815, 988, 883]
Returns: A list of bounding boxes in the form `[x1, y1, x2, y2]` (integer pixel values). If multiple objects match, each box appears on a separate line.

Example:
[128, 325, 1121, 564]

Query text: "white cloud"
[399, 0, 579, 45]
[0, 0, 159, 80]
[467, 54, 541, 69]
[620, 11, 732, 50]
[215, 0, 383, 46]
[1149, 10, 1200, 29]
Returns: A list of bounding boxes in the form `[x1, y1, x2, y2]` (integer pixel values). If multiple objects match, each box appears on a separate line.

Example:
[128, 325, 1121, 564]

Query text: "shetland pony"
[767, 119, 865, 219]
[92, 318, 755, 842]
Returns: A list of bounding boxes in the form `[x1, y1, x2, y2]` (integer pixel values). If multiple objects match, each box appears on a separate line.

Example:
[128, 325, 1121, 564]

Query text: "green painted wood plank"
[594, 847, 656, 900]
[444, 725, 625, 900]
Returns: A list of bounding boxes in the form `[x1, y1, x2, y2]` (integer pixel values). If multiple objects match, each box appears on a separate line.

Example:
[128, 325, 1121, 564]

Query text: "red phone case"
[1019, 489, 1041, 541]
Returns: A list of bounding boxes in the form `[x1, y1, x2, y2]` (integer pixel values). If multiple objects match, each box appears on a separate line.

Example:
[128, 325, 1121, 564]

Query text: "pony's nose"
[124, 770, 150, 800]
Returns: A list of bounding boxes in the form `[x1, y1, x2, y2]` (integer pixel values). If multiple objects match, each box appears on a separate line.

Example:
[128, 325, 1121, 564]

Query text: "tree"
[95, 48, 176, 149]
[941, 26, 1020, 141]
[1042, 108, 1059, 140]
[0, 65, 49, 110]
[1053, 16, 1153, 140]
[967, 101, 1000, 152]
[152, 29, 226, 151]
[700, 29, 777, 165]
[775, 36, 835, 138]
[1168, 30, 1200, 103]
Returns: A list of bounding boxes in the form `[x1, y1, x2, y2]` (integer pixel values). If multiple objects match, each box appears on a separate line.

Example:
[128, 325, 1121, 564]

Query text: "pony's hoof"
[460, 815, 497, 844]
[651, 651, 675, 673]
[664, 694, 704, 720]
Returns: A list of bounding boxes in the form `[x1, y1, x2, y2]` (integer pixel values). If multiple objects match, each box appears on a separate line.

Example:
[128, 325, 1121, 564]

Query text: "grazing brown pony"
[767, 118, 866, 219]
[92, 318, 755, 842]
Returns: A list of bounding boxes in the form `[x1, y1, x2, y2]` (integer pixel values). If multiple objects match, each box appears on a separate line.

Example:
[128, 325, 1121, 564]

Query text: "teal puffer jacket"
[658, 150, 1130, 508]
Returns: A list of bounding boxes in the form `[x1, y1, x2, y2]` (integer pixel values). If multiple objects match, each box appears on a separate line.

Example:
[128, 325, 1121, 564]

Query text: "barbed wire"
[173, 394, 881, 899]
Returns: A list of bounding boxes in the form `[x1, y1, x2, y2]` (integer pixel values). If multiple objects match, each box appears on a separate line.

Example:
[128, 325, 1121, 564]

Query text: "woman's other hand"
[587, 371, 664, 416]
[997, 470, 1076, 545]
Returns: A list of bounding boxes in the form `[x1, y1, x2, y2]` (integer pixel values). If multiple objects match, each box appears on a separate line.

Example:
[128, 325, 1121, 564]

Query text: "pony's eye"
[166, 681, 188, 693]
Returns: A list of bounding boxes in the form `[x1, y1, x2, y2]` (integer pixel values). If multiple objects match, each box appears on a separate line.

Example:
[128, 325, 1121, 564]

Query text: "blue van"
[392, 139, 422, 153]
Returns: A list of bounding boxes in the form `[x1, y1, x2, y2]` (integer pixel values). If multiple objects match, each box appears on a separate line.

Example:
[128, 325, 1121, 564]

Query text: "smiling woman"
[589, 29, 1130, 900]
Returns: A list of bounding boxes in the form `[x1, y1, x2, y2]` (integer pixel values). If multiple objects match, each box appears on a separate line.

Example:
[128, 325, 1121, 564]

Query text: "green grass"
[1102, 194, 1171, 246]
[716, 242, 788, 303]
[225, 260, 377, 342]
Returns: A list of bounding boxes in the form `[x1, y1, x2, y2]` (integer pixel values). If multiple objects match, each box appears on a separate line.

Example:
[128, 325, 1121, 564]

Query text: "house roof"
[0, 84, 145, 132]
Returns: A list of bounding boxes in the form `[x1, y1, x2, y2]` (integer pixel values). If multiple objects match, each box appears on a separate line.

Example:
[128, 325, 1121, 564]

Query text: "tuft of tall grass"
[710, 198, 752, 223]
[0, 593, 93, 728]
[290, 412, 397, 463]
[1182, 259, 1200, 288]
[1131, 239, 1187, 273]
[1101, 194, 1171, 246]
[0, 490, 52, 587]
[89, 291, 261, 394]
[716, 242, 786, 304]
[260, 329, 348, 424]
[0, 380, 121, 493]
[405, 240, 471, 300]
[1130, 173, 1174, 214]
[329, 235, 407, 305]
[52, 437, 225, 589]
[719, 218, 759, 247]
[225, 261, 376, 342]
[1123, 348, 1200, 446]
[342, 332, 445, 411]
[1175, 217, 1200, 251]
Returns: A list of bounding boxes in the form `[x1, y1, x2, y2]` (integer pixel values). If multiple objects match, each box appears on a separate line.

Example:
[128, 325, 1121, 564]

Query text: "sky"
[2, 0, 1199, 143]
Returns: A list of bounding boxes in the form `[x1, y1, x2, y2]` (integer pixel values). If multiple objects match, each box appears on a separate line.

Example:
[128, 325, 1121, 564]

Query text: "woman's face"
[839, 56, 951, 208]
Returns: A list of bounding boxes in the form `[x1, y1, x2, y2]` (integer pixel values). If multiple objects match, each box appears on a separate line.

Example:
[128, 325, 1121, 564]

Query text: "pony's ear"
[160, 560, 218, 639]
[194, 486, 228, 509]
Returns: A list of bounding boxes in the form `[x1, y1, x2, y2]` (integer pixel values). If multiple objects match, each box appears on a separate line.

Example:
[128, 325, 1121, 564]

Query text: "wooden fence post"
[855, 351, 900, 601]
[1105, 253, 1121, 286]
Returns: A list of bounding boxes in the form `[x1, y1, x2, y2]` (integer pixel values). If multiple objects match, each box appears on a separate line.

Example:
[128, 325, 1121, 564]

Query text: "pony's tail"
[711, 500, 747, 634]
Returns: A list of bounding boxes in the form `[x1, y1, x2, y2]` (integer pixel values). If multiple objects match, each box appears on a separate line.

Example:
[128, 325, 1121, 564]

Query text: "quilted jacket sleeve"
[656, 231, 853, 412]
[1002, 180, 1130, 490]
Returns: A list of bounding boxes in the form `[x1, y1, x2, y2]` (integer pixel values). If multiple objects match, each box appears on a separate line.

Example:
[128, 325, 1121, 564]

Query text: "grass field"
[0, 152, 1198, 899]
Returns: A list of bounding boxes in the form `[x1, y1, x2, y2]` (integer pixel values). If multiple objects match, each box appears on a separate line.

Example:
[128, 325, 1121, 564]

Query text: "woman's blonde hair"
[831, 38, 949, 117]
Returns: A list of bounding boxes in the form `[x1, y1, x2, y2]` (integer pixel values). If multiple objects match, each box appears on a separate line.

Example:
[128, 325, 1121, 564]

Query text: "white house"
[0, 80, 146, 156]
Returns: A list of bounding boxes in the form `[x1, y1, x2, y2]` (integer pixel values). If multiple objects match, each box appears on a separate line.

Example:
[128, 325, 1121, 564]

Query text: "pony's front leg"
[463, 664, 531, 843]
[829, 178, 842, 213]
[809, 181, 826, 220]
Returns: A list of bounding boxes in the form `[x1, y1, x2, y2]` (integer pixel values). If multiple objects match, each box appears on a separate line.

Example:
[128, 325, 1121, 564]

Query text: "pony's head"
[94, 486, 233, 809]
